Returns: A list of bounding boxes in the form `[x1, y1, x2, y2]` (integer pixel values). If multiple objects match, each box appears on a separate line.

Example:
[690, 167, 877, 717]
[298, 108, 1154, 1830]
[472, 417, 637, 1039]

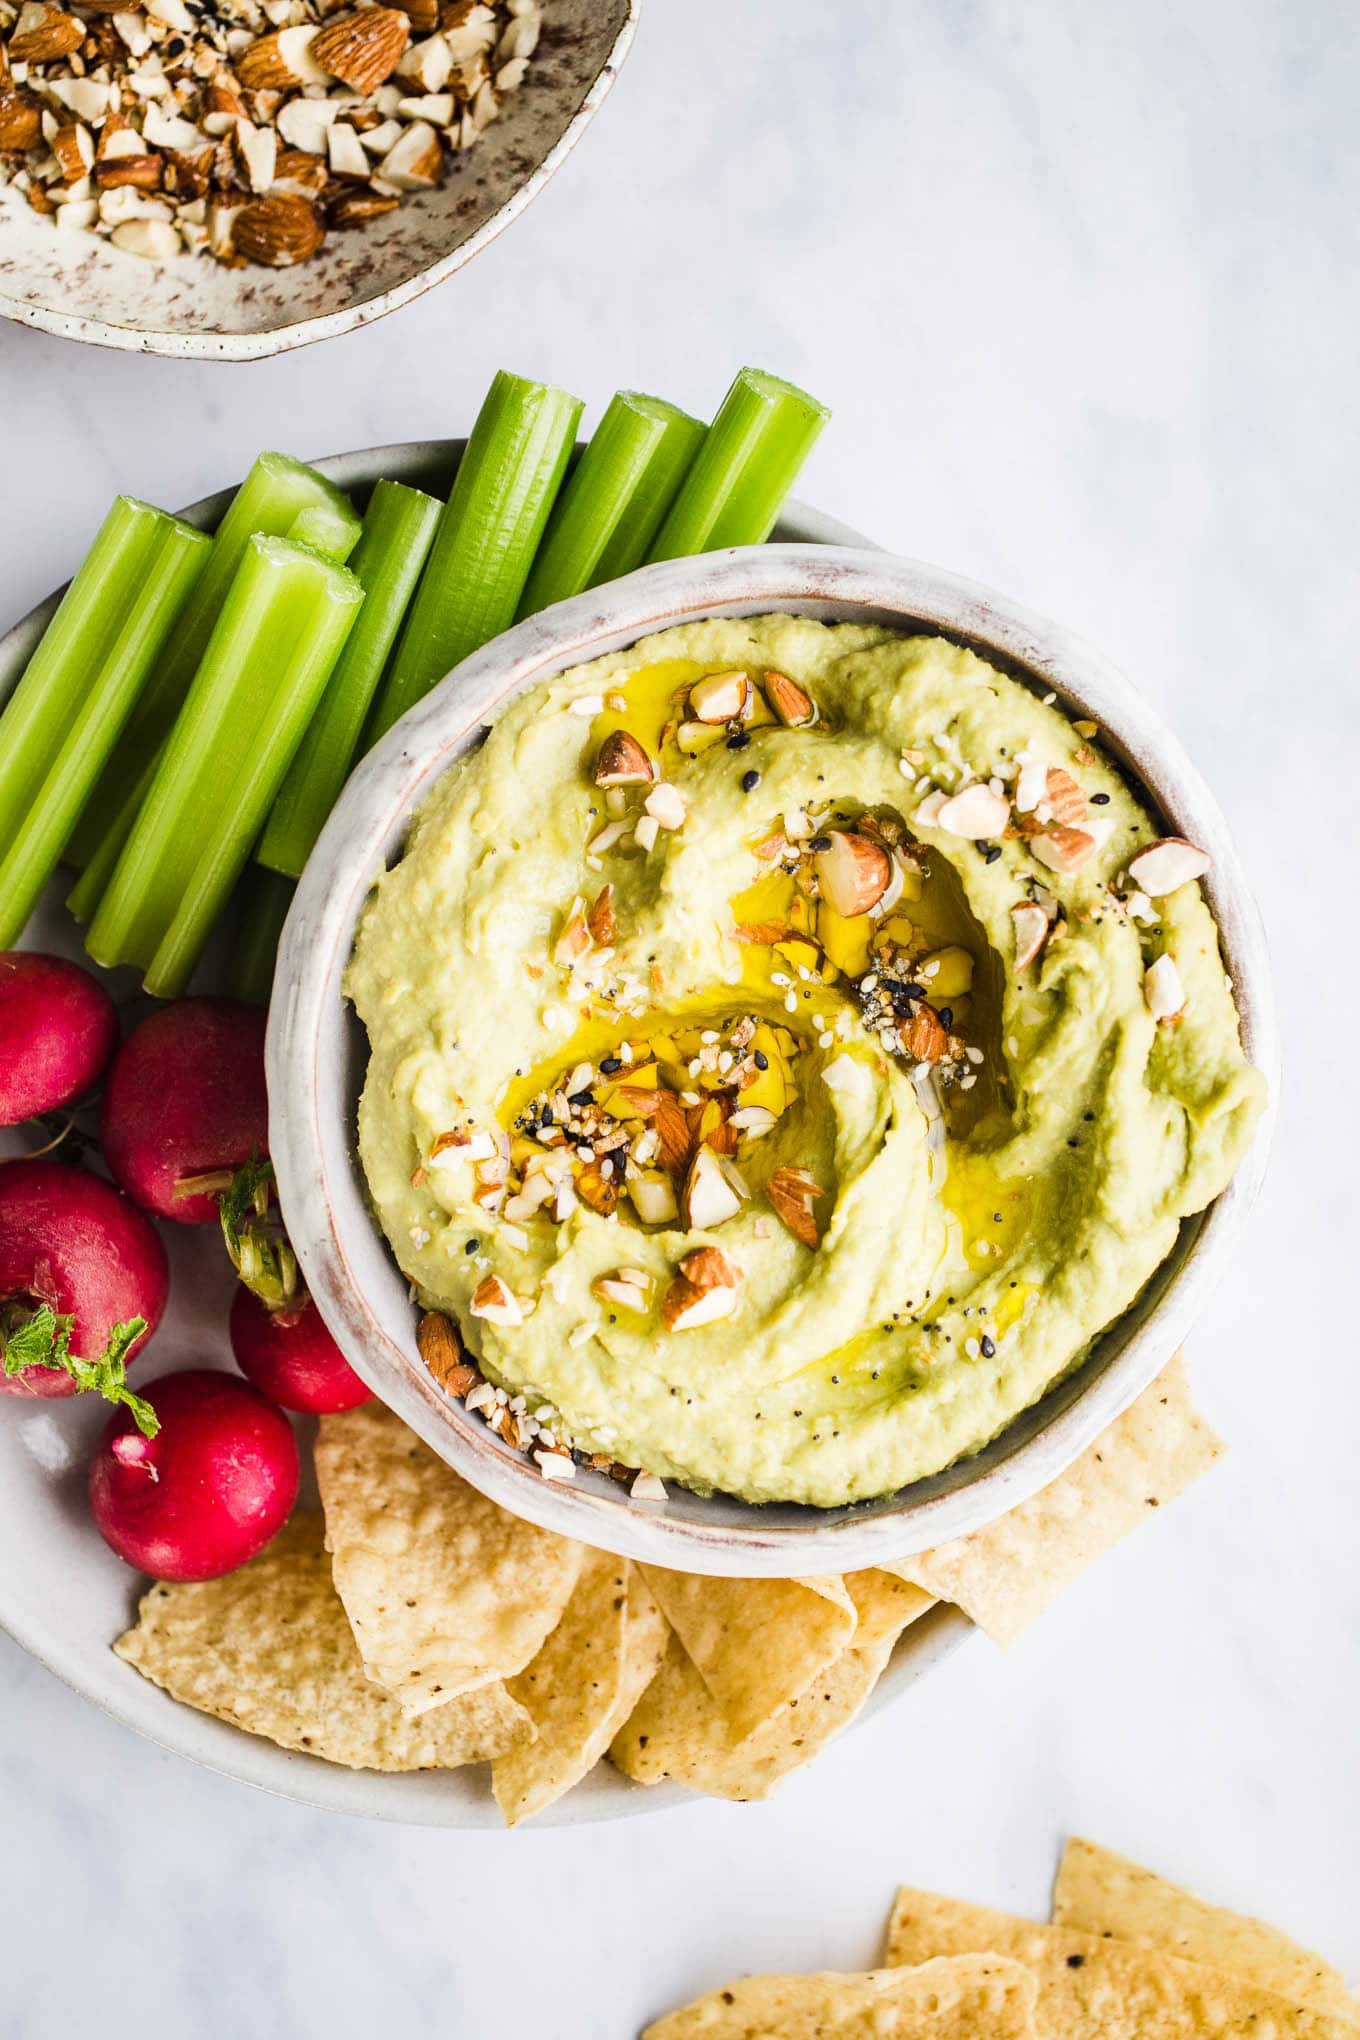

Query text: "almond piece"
[469, 1274, 523, 1326]
[592, 1272, 650, 1312]
[10, 4, 83, 63]
[95, 150, 164, 190]
[660, 1273, 738, 1331]
[201, 82, 246, 134]
[688, 670, 749, 724]
[628, 1171, 677, 1224]
[1013, 753, 1048, 812]
[765, 1166, 826, 1248]
[574, 1160, 620, 1216]
[652, 1092, 694, 1176]
[376, 117, 442, 190]
[763, 669, 814, 727]
[813, 830, 891, 917]
[329, 186, 399, 227]
[312, 6, 409, 91]
[230, 192, 324, 266]
[681, 1145, 743, 1230]
[899, 1002, 946, 1063]
[49, 120, 93, 182]
[934, 782, 1012, 839]
[1031, 824, 1096, 876]
[109, 217, 181, 261]
[416, 1309, 478, 1395]
[271, 145, 329, 198]
[1143, 951, 1186, 1021]
[1010, 901, 1049, 971]
[0, 90, 42, 155]
[644, 782, 686, 831]
[552, 912, 590, 968]
[1127, 836, 1211, 897]
[733, 921, 789, 946]
[1043, 765, 1088, 828]
[680, 1244, 741, 1292]
[236, 24, 329, 88]
[594, 729, 653, 787]
[586, 882, 616, 947]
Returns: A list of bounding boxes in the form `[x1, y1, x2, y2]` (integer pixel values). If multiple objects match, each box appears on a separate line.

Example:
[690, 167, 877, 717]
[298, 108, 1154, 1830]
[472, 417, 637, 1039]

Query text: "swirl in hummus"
[348, 616, 1266, 1507]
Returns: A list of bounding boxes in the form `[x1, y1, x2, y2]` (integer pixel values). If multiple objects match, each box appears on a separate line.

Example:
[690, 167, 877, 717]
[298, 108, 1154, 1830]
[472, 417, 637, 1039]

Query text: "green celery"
[258, 479, 440, 879]
[86, 536, 363, 998]
[66, 755, 153, 925]
[231, 865, 297, 1006]
[66, 453, 360, 866]
[367, 372, 582, 743]
[647, 367, 830, 561]
[0, 498, 208, 948]
[517, 391, 704, 614]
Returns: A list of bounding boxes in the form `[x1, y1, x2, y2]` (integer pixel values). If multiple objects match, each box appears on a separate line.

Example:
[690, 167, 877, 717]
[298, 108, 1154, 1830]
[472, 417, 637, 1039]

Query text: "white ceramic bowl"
[270, 528, 1279, 1579]
[0, 0, 636, 360]
[0, 464, 972, 1825]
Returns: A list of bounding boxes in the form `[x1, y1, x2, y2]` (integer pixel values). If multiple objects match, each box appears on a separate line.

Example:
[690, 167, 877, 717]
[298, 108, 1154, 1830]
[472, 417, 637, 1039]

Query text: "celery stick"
[517, 392, 704, 614]
[258, 479, 440, 879]
[0, 501, 208, 947]
[66, 755, 153, 925]
[231, 866, 296, 1006]
[367, 372, 583, 743]
[86, 536, 362, 998]
[67, 453, 360, 866]
[647, 367, 830, 561]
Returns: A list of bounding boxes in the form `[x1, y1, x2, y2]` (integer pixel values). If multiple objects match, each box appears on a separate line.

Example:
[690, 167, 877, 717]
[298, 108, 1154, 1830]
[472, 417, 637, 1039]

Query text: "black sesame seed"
[726, 730, 751, 751]
[938, 1006, 954, 1029]
[600, 1056, 622, 1074]
[464, 1239, 479, 1254]
[1091, 791, 1110, 805]
[741, 769, 760, 792]
[809, 834, 832, 851]
[981, 1334, 996, 1357]
[1067, 1955, 1085, 1971]
[984, 845, 1002, 864]
[753, 1049, 769, 1070]
[567, 1088, 593, 1106]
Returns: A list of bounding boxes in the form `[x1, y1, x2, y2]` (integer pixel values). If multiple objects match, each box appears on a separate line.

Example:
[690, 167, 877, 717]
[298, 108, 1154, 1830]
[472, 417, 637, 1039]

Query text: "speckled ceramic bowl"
[0, 0, 636, 360]
[269, 463, 1279, 1580]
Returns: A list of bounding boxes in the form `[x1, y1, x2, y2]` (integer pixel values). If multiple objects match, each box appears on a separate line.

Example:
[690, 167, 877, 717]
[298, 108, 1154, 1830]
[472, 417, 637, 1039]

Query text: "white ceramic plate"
[0, 457, 971, 1824]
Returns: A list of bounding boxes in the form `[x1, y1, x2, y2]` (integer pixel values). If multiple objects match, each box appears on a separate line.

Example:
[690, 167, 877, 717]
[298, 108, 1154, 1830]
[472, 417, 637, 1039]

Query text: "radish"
[89, 1369, 299, 1581]
[229, 1286, 371, 1415]
[0, 1157, 167, 1408]
[0, 952, 118, 1127]
[101, 997, 268, 1223]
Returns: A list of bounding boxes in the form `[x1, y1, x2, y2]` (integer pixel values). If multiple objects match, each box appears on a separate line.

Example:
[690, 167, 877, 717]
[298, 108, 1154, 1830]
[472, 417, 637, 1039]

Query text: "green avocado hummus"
[348, 616, 1266, 1507]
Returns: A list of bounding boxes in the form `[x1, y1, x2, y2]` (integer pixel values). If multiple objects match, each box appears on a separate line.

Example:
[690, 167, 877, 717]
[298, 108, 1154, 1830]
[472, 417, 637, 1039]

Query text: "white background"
[1, 2, 1356, 2034]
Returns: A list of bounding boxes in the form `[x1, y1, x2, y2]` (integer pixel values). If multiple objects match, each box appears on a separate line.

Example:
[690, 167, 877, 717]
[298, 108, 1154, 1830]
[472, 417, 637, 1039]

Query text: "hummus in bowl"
[345, 612, 1266, 1512]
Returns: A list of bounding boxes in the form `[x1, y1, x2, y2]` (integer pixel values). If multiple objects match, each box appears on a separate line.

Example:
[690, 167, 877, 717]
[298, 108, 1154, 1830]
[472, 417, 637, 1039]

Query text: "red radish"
[89, 1369, 299, 1580]
[101, 997, 268, 1223]
[229, 1286, 371, 1414]
[0, 952, 118, 1127]
[0, 1158, 167, 1401]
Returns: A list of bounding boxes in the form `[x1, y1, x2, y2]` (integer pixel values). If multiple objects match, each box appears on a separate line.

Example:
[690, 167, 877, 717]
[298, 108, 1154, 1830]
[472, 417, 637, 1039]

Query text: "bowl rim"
[269, 538, 1279, 1577]
[0, 0, 638, 362]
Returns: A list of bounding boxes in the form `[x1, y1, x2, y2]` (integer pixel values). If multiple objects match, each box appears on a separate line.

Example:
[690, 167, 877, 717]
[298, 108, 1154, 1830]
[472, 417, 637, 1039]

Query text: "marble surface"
[1, 0, 1355, 2033]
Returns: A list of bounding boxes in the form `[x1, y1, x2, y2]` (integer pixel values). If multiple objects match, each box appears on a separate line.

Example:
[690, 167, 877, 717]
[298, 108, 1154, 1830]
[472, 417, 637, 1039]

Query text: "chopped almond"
[1127, 836, 1211, 896]
[575, 1160, 621, 1216]
[734, 920, 790, 946]
[469, 1274, 523, 1327]
[680, 1244, 741, 1292]
[652, 1092, 694, 1176]
[813, 830, 891, 917]
[595, 730, 654, 787]
[1010, 901, 1049, 970]
[429, 1128, 470, 1159]
[1143, 952, 1186, 1021]
[682, 1145, 744, 1230]
[586, 882, 616, 947]
[553, 913, 591, 968]
[661, 1273, 739, 1331]
[763, 670, 814, 726]
[935, 782, 1011, 838]
[899, 1002, 946, 1062]
[416, 1310, 478, 1395]
[688, 670, 749, 724]
[1031, 824, 1096, 876]
[765, 1166, 826, 1248]
[592, 1271, 650, 1312]
[1044, 766, 1088, 827]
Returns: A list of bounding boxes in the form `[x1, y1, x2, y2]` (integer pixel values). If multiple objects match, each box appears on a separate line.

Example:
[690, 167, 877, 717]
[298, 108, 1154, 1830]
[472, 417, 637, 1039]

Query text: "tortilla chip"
[883, 1888, 1352, 2038]
[880, 1356, 1220, 1645]
[114, 1515, 532, 1771]
[492, 1555, 668, 1826]
[612, 1570, 930, 1801]
[643, 1955, 1039, 2039]
[315, 1400, 583, 1716]
[1052, 1838, 1358, 2024]
[636, 1567, 856, 1741]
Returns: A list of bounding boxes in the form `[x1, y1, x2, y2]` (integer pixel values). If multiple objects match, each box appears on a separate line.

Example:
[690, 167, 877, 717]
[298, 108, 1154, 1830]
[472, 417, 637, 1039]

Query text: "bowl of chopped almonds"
[268, 497, 1278, 1578]
[0, 0, 636, 358]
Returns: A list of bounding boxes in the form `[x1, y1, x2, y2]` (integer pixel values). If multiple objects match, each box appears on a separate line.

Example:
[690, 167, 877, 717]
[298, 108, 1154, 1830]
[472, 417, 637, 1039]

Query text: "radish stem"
[517, 391, 704, 614]
[85, 536, 363, 998]
[366, 372, 582, 743]
[647, 366, 830, 561]
[66, 454, 360, 867]
[258, 478, 440, 879]
[0, 499, 208, 947]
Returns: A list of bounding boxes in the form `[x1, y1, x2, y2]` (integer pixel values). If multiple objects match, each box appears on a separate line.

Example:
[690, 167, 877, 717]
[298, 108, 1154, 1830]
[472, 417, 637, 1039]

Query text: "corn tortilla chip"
[315, 1401, 583, 1716]
[880, 1357, 1220, 1645]
[612, 1570, 930, 1801]
[492, 1555, 668, 1826]
[636, 1567, 856, 1742]
[1052, 1838, 1358, 2024]
[883, 1888, 1353, 2038]
[114, 1515, 533, 1771]
[643, 1955, 1039, 2039]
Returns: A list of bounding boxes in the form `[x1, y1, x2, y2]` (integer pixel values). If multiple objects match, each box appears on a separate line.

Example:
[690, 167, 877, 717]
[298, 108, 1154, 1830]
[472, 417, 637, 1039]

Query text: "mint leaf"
[0, 1306, 157, 1434]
